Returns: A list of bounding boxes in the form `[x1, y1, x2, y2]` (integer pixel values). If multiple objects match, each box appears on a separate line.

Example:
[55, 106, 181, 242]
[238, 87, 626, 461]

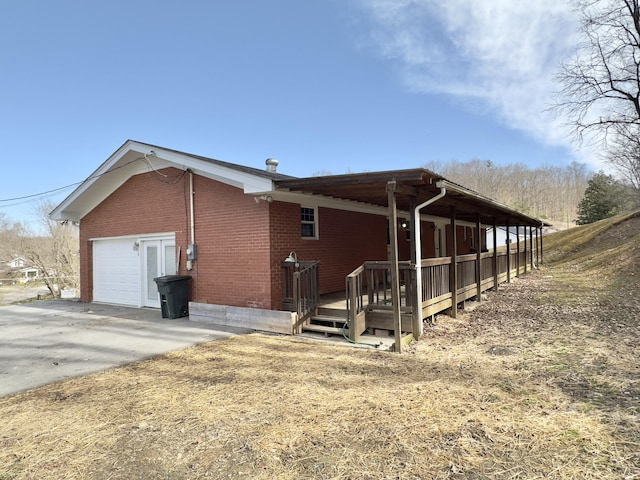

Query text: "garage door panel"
[93, 238, 140, 306]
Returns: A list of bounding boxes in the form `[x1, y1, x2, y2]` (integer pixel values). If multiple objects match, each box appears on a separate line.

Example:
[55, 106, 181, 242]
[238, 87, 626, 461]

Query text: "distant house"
[486, 226, 530, 247]
[1, 257, 39, 283]
[51, 140, 547, 349]
[6, 257, 28, 269]
[18, 266, 40, 283]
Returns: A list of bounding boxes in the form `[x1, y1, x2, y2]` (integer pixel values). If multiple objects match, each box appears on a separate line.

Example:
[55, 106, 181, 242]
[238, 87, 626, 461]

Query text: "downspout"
[414, 181, 447, 335]
[190, 170, 195, 246]
[186, 169, 196, 271]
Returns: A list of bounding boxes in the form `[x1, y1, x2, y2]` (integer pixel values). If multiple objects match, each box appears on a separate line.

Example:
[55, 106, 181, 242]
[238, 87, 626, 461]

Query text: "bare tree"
[424, 159, 591, 227]
[0, 213, 22, 266]
[607, 126, 640, 190]
[17, 202, 79, 298]
[556, 0, 640, 188]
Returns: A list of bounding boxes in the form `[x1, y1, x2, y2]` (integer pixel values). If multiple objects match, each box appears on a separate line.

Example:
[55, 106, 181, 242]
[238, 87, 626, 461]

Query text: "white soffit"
[51, 141, 274, 221]
[154, 147, 273, 193]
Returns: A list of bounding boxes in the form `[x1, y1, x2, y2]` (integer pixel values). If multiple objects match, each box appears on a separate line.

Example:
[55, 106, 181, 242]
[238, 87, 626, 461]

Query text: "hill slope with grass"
[543, 211, 640, 325]
[1, 213, 639, 479]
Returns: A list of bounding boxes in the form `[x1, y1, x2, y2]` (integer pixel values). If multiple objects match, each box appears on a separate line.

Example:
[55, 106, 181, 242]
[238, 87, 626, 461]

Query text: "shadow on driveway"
[0, 300, 251, 397]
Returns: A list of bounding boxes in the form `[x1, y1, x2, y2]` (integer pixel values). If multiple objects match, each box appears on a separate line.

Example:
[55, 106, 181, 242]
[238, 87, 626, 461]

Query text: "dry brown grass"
[1, 215, 639, 479]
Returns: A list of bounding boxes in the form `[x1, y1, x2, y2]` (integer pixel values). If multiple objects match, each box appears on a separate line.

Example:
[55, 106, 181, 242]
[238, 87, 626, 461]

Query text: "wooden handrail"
[283, 261, 319, 332]
[343, 245, 536, 341]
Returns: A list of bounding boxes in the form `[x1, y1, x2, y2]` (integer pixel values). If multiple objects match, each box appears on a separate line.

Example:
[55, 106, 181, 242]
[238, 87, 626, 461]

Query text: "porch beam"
[386, 181, 403, 353]
[392, 183, 420, 198]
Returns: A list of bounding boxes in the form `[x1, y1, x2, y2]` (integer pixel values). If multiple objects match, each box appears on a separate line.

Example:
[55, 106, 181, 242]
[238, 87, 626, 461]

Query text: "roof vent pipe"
[265, 158, 279, 173]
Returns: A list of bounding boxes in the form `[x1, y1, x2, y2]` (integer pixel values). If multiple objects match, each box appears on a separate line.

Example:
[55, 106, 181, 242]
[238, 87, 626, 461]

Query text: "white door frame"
[140, 236, 176, 308]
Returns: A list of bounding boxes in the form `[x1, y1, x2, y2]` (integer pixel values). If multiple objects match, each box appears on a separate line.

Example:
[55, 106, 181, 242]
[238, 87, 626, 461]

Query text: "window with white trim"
[301, 206, 318, 239]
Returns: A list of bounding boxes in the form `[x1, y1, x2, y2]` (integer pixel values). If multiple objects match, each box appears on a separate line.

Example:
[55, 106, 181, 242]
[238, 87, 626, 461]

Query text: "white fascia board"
[51, 141, 145, 221]
[148, 146, 274, 193]
[50, 141, 274, 221]
[266, 190, 492, 229]
[266, 190, 392, 216]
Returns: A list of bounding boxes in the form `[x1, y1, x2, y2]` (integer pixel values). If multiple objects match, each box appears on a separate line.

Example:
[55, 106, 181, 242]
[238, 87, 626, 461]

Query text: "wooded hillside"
[423, 159, 591, 228]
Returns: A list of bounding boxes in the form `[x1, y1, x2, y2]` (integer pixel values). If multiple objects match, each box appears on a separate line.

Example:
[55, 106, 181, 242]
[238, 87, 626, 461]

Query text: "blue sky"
[1, 0, 589, 229]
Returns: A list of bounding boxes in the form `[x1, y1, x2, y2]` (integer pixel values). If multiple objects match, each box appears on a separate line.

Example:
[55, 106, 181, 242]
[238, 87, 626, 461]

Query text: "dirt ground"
[0, 283, 51, 305]
[0, 215, 639, 479]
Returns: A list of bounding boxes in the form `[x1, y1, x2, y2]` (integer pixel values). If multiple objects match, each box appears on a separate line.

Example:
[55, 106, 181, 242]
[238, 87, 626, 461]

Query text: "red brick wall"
[79, 168, 273, 308]
[444, 224, 486, 256]
[266, 207, 450, 308]
[422, 221, 436, 258]
[397, 220, 438, 260]
[188, 175, 272, 308]
[268, 204, 389, 307]
[79, 168, 189, 302]
[79, 168, 483, 311]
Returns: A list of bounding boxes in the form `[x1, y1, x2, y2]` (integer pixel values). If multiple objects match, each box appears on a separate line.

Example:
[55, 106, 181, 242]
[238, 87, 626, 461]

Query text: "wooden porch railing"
[346, 261, 415, 342]
[282, 261, 320, 333]
[346, 264, 366, 342]
[345, 241, 534, 341]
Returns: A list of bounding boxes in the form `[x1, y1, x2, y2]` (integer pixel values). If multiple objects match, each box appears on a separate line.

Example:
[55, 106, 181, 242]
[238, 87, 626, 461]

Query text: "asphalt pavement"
[0, 300, 250, 397]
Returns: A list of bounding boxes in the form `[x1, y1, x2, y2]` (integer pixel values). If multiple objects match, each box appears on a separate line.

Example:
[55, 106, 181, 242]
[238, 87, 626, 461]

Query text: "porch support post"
[529, 226, 534, 269]
[536, 226, 541, 266]
[449, 206, 458, 318]
[412, 183, 447, 338]
[408, 196, 421, 338]
[386, 181, 403, 353]
[539, 225, 544, 265]
[492, 218, 499, 291]
[516, 223, 521, 277]
[506, 221, 511, 283]
[523, 224, 528, 274]
[475, 214, 482, 301]
[409, 196, 417, 264]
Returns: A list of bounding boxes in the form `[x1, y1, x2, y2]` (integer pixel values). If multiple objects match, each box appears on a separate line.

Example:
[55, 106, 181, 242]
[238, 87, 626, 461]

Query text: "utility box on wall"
[186, 243, 198, 260]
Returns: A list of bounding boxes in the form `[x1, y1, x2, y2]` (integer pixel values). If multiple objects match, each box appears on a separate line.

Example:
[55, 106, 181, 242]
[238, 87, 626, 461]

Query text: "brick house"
[51, 140, 545, 347]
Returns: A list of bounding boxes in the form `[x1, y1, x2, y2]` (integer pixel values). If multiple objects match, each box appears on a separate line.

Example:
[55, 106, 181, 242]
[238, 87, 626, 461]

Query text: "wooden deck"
[301, 245, 534, 341]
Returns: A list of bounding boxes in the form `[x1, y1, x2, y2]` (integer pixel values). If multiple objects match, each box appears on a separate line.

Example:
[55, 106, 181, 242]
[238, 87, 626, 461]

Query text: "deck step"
[302, 323, 346, 335]
[311, 314, 347, 325]
[317, 307, 347, 318]
[302, 313, 348, 336]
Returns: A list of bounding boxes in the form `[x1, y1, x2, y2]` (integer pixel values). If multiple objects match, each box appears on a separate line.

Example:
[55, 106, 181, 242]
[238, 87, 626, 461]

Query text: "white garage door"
[93, 238, 141, 306]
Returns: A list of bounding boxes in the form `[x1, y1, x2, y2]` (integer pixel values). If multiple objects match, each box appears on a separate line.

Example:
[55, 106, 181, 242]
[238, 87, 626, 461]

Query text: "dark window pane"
[301, 222, 315, 238]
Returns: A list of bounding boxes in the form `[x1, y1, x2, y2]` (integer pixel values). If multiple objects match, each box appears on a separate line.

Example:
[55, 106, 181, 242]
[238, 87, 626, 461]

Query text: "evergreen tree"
[576, 172, 622, 224]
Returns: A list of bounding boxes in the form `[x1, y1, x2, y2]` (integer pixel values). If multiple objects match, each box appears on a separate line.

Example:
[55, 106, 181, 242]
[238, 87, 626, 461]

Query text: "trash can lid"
[153, 275, 192, 283]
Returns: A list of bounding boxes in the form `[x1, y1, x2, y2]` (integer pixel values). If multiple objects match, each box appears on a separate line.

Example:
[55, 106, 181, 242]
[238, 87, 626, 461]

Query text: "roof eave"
[50, 140, 282, 221]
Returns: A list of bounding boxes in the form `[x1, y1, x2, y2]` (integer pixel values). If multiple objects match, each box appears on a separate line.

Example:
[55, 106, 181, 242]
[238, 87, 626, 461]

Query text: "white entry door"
[142, 239, 176, 308]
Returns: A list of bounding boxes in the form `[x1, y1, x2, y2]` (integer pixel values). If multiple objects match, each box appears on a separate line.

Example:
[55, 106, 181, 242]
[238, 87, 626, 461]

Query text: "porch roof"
[275, 168, 548, 227]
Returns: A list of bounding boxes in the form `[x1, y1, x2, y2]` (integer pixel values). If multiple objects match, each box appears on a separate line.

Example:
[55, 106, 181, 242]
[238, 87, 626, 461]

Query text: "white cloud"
[356, 0, 602, 167]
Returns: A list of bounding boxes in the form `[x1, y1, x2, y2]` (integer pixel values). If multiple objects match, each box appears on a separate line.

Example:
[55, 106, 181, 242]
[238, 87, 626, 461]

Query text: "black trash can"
[153, 275, 192, 319]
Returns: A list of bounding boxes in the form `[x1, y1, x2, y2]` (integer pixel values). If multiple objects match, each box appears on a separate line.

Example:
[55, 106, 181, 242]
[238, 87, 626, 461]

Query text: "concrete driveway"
[0, 300, 250, 397]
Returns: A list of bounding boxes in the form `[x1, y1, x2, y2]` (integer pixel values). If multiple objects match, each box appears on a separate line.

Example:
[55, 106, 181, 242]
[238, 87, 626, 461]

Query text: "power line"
[0, 155, 149, 205]
[0, 183, 82, 203]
